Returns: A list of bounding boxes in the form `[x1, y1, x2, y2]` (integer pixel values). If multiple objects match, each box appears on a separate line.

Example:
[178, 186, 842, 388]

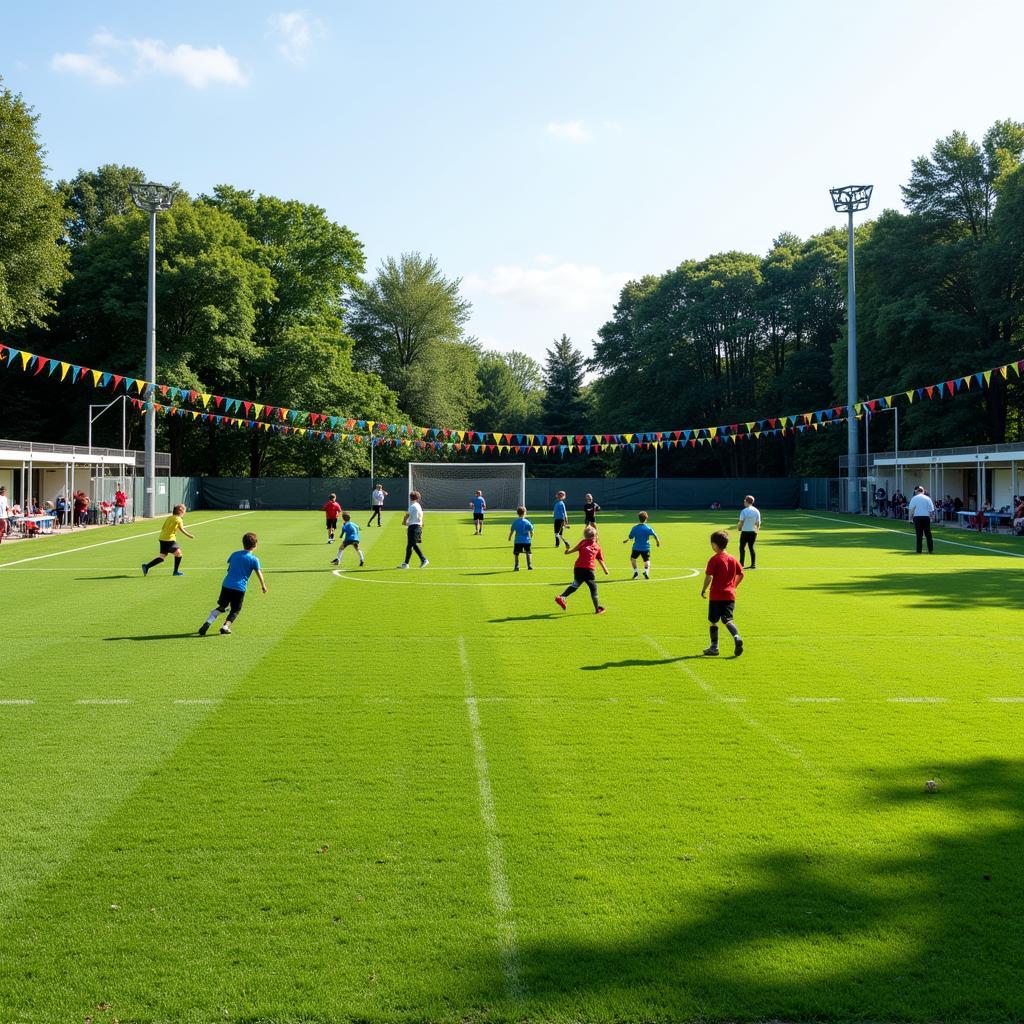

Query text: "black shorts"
[554, 519, 566, 535]
[631, 549, 651, 561]
[217, 586, 245, 615]
[513, 543, 532, 555]
[326, 518, 338, 530]
[342, 539, 360, 549]
[407, 524, 422, 543]
[585, 517, 597, 526]
[473, 512, 484, 521]
[708, 600, 735, 624]
[159, 540, 180, 555]
[573, 567, 596, 583]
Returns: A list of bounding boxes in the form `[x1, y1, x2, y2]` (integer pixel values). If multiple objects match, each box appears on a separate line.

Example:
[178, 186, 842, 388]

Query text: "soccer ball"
[925, 779, 938, 792]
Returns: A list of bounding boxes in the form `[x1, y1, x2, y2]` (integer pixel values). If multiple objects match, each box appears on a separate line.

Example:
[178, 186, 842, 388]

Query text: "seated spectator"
[953, 496, 964, 512]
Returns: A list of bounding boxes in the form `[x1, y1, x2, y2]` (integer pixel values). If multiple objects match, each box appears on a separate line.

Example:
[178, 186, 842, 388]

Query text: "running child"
[556, 525, 608, 614]
[735, 494, 761, 568]
[583, 493, 601, 526]
[198, 531, 267, 636]
[624, 511, 661, 579]
[331, 512, 364, 566]
[142, 504, 194, 577]
[508, 506, 534, 571]
[470, 490, 487, 535]
[368, 483, 388, 527]
[399, 490, 428, 568]
[552, 490, 571, 549]
[323, 492, 342, 543]
[700, 529, 745, 656]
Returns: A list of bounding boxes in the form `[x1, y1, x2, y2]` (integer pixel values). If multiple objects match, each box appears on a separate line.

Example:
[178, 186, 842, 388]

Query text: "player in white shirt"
[0, 486, 9, 545]
[735, 495, 761, 568]
[368, 483, 387, 527]
[907, 486, 935, 553]
[399, 490, 429, 568]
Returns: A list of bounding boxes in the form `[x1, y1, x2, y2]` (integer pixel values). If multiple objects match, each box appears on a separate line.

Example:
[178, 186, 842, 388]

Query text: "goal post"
[408, 462, 526, 511]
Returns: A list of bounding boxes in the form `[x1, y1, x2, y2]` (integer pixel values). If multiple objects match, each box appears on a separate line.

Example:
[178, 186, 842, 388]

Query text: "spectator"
[874, 486, 887, 516]
[73, 491, 89, 527]
[114, 486, 128, 524]
[907, 486, 935, 553]
[0, 486, 8, 545]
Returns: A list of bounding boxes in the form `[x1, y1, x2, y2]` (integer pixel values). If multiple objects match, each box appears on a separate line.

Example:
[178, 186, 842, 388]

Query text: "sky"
[4, 0, 1024, 365]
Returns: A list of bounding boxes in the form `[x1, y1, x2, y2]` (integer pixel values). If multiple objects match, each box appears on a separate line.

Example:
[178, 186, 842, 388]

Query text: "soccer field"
[0, 508, 1021, 1024]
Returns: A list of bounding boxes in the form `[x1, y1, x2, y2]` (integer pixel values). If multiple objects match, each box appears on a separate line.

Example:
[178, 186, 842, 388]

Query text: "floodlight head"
[830, 184, 873, 213]
[129, 182, 176, 213]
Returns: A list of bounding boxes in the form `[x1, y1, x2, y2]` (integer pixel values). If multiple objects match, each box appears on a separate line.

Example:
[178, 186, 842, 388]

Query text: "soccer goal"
[408, 462, 526, 510]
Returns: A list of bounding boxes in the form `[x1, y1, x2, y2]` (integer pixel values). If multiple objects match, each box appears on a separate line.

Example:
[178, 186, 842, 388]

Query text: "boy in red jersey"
[323, 493, 342, 544]
[700, 529, 745, 656]
[555, 524, 608, 614]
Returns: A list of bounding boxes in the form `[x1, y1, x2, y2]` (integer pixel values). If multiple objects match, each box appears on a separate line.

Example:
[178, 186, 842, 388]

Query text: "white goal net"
[408, 462, 526, 511]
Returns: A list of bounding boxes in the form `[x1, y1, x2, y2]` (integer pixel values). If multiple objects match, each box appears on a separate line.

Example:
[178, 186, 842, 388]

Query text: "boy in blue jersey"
[552, 490, 571, 549]
[508, 505, 534, 571]
[624, 510, 661, 579]
[470, 490, 487, 535]
[331, 512, 364, 567]
[198, 532, 267, 636]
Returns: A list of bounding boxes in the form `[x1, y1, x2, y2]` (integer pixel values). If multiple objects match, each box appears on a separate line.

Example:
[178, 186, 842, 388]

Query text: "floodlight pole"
[129, 182, 176, 518]
[830, 184, 873, 514]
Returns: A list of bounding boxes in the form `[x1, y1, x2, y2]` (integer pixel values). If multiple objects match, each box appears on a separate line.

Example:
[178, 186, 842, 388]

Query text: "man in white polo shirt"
[907, 485, 935, 553]
[399, 490, 429, 569]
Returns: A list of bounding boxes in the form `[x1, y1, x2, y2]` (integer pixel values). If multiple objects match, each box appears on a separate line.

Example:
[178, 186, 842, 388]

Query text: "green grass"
[0, 508, 1022, 1024]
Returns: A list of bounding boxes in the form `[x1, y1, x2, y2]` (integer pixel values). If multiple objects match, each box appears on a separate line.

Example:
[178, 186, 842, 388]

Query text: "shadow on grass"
[104, 633, 199, 641]
[581, 654, 712, 670]
[796, 566, 1024, 609]
[75, 574, 134, 580]
[465, 757, 1024, 1022]
[490, 613, 560, 623]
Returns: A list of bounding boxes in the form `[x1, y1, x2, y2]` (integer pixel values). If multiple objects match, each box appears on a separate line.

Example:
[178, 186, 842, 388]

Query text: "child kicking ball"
[556, 525, 608, 614]
[198, 532, 267, 636]
[700, 529, 745, 656]
[331, 513, 364, 567]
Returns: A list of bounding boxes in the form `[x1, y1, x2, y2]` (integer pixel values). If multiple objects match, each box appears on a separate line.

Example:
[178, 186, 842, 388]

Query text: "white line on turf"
[887, 697, 946, 703]
[789, 697, 844, 703]
[799, 512, 1024, 558]
[990, 697, 1024, 703]
[173, 698, 223, 705]
[75, 698, 131, 705]
[333, 568, 699, 587]
[457, 636, 522, 999]
[0, 699, 35, 705]
[0, 512, 253, 570]
[643, 636, 816, 770]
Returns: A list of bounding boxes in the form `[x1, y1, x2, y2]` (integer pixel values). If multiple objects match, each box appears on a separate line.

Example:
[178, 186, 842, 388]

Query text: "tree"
[542, 334, 589, 434]
[0, 83, 69, 329]
[58, 163, 146, 245]
[348, 252, 474, 424]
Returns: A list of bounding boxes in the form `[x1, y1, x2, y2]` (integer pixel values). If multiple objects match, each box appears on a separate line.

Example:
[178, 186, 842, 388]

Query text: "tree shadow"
[796, 567, 1024, 609]
[461, 757, 1024, 1021]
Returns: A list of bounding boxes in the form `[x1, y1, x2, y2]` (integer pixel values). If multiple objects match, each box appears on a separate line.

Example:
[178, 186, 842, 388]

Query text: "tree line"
[2, 78, 1022, 478]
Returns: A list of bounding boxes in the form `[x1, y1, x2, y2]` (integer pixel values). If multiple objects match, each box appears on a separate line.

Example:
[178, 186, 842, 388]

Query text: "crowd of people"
[0, 484, 131, 542]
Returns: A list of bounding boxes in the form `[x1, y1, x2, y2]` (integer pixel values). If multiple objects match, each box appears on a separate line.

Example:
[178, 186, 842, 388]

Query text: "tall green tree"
[58, 163, 146, 245]
[348, 252, 476, 426]
[0, 83, 69, 330]
[542, 334, 589, 434]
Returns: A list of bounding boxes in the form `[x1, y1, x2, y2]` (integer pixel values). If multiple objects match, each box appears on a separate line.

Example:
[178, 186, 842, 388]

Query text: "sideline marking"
[990, 697, 1024, 703]
[0, 699, 35, 706]
[644, 636, 815, 770]
[76, 698, 131, 705]
[887, 697, 946, 704]
[333, 568, 699, 587]
[173, 698, 223, 705]
[789, 696, 843, 703]
[0, 512, 253, 570]
[458, 636, 522, 999]
[799, 512, 1024, 559]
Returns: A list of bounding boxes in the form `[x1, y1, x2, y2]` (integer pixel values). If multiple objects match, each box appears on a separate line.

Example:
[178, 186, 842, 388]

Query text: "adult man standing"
[114, 485, 128, 524]
[908, 485, 935, 554]
[368, 483, 388, 527]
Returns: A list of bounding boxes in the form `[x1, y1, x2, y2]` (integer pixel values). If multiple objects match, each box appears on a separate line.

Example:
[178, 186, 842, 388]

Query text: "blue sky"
[4, 0, 1023, 363]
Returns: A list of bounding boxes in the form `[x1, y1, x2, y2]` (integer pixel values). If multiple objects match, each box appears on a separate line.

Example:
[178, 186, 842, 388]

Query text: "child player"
[323, 492, 342, 544]
[142, 504, 194, 577]
[583, 493, 601, 526]
[331, 512, 364, 567]
[508, 506, 534, 571]
[470, 490, 487, 535]
[556, 525, 608, 614]
[552, 490, 571, 549]
[198, 531, 267, 635]
[700, 529, 745, 657]
[624, 510, 661, 579]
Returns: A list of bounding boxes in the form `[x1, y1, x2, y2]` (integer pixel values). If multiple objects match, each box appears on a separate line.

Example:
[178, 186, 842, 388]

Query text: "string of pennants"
[1, 339, 1022, 454]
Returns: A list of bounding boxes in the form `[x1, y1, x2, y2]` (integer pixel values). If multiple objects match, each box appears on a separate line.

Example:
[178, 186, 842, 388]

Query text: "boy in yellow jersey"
[142, 504, 195, 577]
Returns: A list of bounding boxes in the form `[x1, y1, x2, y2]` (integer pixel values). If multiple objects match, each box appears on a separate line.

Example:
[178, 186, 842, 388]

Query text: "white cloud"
[50, 52, 123, 85]
[268, 10, 323, 65]
[545, 120, 592, 143]
[50, 31, 247, 89]
[465, 261, 633, 316]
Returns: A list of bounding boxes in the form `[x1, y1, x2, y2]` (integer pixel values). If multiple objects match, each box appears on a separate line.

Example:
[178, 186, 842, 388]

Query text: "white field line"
[799, 512, 1024, 559]
[173, 698, 223, 705]
[887, 697, 947, 704]
[457, 636, 522, 999]
[788, 697, 843, 703]
[643, 636, 816, 771]
[75, 698, 131, 705]
[990, 697, 1024, 703]
[0, 699, 35, 705]
[0, 512, 253, 570]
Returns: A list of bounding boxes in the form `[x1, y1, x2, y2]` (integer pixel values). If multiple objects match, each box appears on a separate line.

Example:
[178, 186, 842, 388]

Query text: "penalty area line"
[457, 636, 522, 999]
[0, 512, 254, 570]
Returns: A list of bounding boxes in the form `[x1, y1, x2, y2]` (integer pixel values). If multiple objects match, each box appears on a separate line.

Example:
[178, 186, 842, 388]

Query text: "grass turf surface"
[0, 508, 1022, 1024]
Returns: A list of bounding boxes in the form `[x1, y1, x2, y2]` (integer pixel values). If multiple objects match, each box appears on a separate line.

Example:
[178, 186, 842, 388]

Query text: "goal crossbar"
[407, 462, 526, 510]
